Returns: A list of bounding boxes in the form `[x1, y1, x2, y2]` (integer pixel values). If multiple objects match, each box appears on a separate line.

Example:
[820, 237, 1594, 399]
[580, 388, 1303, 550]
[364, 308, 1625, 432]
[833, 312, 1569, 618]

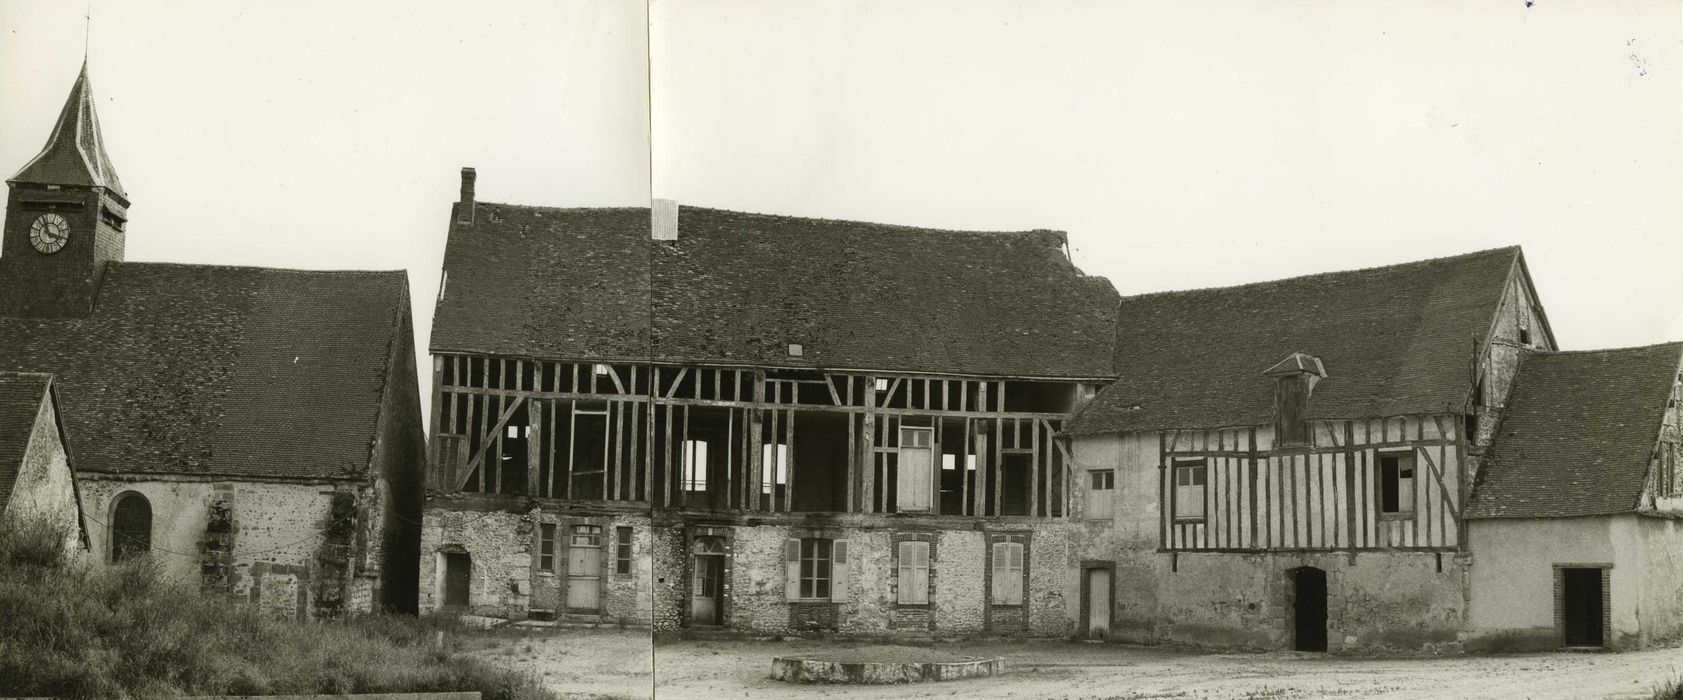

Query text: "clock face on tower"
[28, 213, 70, 254]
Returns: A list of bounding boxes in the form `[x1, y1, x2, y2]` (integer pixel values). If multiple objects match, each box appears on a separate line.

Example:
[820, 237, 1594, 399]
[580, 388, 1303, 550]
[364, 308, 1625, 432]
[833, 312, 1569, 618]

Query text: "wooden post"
[861, 375, 877, 513]
[528, 399, 543, 498]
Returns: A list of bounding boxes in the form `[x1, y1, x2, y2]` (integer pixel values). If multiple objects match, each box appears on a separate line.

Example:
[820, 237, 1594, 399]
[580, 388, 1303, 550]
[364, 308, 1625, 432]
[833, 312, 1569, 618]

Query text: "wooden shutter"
[832, 540, 850, 601]
[1009, 543, 1024, 604]
[990, 542, 1009, 604]
[898, 541, 930, 605]
[784, 538, 801, 600]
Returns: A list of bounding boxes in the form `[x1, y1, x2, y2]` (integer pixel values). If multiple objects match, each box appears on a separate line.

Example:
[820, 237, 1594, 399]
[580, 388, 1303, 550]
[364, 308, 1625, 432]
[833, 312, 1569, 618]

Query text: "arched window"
[111, 492, 152, 562]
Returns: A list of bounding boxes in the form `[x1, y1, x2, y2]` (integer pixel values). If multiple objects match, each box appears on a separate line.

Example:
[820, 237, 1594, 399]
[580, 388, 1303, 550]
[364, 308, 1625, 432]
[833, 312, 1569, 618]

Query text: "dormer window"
[1263, 353, 1327, 448]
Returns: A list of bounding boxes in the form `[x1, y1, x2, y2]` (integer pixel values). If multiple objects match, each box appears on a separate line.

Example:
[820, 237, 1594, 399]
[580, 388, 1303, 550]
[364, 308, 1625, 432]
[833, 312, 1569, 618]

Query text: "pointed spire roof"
[9, 61, 126, 201]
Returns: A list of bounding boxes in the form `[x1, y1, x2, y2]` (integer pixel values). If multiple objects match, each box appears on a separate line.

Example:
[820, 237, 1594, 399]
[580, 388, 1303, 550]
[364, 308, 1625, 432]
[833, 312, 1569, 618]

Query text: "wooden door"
[897, 427, 934, 512]
[566, 526, 602, 612]
[1085, 567, 1112, 639]
[692, 549, 724, 625]
[443, 552, 471, 608]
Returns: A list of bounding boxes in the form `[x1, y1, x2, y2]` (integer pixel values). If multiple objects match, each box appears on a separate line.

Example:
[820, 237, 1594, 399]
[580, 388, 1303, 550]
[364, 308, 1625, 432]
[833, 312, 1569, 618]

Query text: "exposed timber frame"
[1155, 414, 1468, 553]
[429, 354, 1088, 518]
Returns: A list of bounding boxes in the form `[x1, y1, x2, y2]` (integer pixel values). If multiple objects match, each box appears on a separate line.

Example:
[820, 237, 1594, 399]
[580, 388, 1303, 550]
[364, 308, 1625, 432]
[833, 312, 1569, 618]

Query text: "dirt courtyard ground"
[477, 630, 1683, 699]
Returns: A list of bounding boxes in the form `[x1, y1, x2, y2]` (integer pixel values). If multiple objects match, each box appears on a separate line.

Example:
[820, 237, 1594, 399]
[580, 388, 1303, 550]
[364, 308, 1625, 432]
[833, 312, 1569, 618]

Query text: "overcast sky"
[3, 1, 1679, 419]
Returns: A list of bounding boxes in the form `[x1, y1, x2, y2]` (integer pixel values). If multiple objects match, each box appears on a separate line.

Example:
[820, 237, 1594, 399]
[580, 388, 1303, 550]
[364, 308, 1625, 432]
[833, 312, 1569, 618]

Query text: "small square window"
[875, 378, 890, 392]
[592, 363, 612, 376]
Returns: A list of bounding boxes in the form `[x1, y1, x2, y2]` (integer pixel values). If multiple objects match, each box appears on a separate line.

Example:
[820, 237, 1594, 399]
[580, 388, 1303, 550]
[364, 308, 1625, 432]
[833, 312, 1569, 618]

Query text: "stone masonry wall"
[418, 500, 651, 626]
[2, 395, 81, 553]
[1092, 549, 1466, 652]
[78, 477, 370, 619]
[656, 518, 1075, 637]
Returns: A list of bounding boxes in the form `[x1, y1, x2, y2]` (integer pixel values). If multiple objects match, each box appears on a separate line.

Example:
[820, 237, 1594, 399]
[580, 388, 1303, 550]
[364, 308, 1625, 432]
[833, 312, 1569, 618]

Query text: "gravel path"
[647, 639, 1683, 699]
[469, 631, 1683, 699]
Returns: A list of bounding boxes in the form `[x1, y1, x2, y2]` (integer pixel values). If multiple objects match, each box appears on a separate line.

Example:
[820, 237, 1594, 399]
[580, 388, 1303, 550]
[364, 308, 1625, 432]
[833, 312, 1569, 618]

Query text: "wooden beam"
[459, 396, 525, 491]
[824, 374, 844, 406]
[664, 367, 690, 399]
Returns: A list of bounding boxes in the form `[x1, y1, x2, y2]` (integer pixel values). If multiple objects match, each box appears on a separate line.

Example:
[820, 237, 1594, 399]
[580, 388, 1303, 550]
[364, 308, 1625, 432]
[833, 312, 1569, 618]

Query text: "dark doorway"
[443, 552, 471, 608]
[1291, 567, 1328, 652]
[1562, 568, 1605, 647]
[111, 492, 152, 562]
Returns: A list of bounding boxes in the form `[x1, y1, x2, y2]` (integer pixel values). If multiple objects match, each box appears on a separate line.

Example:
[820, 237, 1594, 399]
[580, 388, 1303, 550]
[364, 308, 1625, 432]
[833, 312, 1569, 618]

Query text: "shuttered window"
[1173, 460, 1206, 521]
[785, 537, 849, 601]
[990, 540, 1025, 605]
[1087, 470, 1115, 520]
[897, 541, 930, 605]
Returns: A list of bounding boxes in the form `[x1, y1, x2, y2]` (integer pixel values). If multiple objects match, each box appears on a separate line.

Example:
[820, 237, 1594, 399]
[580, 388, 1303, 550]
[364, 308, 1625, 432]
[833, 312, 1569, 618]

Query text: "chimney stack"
[651, 199, 679, 241]
[457, 167, 477, 224]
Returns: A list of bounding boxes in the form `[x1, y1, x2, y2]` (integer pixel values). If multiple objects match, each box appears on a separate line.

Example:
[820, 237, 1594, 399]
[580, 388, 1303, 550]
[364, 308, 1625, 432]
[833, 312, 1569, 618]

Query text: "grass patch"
[1653, 674, 1682, 700]
[0, 518, 555, 700]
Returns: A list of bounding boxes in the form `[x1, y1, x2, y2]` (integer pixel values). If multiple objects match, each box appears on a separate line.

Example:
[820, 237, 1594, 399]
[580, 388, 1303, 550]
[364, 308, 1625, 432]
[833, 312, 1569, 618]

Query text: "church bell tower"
[0, 61, 129, 319]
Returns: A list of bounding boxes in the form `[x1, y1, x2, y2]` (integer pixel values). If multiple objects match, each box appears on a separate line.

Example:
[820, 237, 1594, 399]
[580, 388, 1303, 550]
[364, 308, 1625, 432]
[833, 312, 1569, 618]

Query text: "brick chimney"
[456, 167, 476, 224]
[651, 199, 678, 240]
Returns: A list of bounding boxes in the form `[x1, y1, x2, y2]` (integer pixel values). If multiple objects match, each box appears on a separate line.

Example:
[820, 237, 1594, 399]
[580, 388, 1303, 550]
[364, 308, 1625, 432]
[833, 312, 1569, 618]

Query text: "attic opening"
[1265, 353, 1326, 447]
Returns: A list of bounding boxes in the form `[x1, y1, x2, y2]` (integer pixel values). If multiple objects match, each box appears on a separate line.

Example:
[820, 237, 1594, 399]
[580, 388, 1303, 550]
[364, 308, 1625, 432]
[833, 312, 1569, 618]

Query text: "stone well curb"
[771, 655, 1005, 684]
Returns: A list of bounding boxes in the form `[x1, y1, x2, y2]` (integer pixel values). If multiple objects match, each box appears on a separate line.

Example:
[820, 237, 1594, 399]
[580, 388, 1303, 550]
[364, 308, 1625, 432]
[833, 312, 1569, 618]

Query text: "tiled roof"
[1067, 247, 1522, 433]
[1466, 342, 1683, 519]
[8, 62, 125, 200]
[431, 203, 1120, 378]
[0, 263, 411, 480]
[0, 372, 54, 511]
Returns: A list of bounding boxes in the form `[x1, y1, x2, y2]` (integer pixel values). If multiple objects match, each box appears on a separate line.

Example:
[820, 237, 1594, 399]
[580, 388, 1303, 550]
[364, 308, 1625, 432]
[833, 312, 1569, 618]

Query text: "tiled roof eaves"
[1465, 342, 1683, 519]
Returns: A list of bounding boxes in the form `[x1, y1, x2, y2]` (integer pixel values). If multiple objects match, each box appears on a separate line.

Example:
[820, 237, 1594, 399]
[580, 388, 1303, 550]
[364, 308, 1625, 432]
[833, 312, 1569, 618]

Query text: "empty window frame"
[614, 526, 634, 575]
[761, 443, 789, 495]
[682, 439, 709, 491]
[1172, 460, 1207, 522]
[799, 538, 833, 600]
[897, 540, 931, 605]
[1379, 452, 1416, 516]
[990, 538, 1026, 605]
[538, 523, 557, 571]
[1087, 469, 1115, 520]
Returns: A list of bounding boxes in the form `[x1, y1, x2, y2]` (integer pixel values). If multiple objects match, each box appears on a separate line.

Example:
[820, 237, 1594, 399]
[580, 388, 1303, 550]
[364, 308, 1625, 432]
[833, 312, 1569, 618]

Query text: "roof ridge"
[477, 201, 648, 213]
[114, 261, 408, 276]
[1114, 246, 1523, 302]
[1519, 340, 1683, 358]
[0, 371, 56, 380]
[678, 204, 1063, 238]
[472, 199, 1064, 238]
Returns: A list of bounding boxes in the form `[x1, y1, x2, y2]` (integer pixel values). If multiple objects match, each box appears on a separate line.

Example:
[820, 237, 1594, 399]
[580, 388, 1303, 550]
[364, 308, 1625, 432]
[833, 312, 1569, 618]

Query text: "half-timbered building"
[420, 170, 1120, 633]
[1064, 247, 1555, 651]
[0, 64, 427, 618]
